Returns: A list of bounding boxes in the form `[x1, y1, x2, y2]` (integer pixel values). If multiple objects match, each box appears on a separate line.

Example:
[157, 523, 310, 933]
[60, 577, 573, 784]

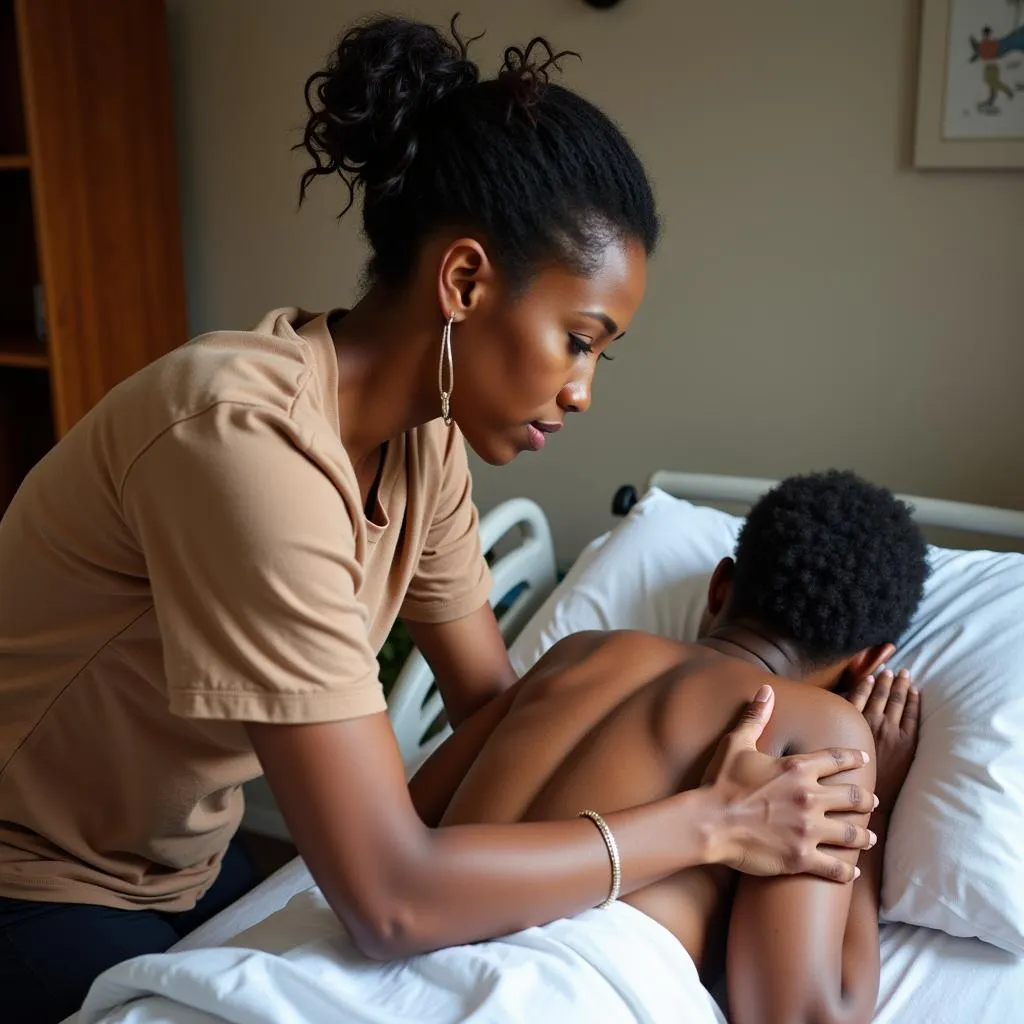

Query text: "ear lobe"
[706, 557, 735, 617]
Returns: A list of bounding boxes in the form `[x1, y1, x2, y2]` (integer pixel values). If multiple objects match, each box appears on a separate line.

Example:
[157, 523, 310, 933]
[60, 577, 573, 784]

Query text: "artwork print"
[943, 0, 1024, 139]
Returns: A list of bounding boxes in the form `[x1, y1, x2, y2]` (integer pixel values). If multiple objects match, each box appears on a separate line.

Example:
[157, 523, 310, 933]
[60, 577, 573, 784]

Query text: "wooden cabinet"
[0, 0, 186, 511]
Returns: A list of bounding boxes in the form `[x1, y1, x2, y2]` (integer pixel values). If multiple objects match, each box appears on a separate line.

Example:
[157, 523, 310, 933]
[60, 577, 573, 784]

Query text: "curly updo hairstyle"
[730, 471, 929, 664]
[296, 15, 659, 290]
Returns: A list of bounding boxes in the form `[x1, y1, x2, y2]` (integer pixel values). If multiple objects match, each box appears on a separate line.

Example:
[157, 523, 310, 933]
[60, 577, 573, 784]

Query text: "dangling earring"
[438, 313, 455, 427]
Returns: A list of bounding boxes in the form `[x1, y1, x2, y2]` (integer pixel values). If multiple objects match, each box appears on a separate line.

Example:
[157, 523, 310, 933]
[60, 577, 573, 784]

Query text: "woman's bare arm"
[249, 711, 725, 960]
[403, 605, 517, 727]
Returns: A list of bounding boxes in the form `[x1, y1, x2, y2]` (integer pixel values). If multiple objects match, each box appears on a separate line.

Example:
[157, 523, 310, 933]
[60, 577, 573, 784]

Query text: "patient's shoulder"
[539, 629, 685, 667]
[518, 630, 687, 708]
[769, 682, 873, 760]
[656, 665, 873, 767]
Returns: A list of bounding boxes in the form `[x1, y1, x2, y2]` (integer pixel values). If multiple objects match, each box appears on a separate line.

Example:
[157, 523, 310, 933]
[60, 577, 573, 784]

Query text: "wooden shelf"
[0, 335, 49, 369]
[0, 0, 185, 518]
[0, 153, 29, 170]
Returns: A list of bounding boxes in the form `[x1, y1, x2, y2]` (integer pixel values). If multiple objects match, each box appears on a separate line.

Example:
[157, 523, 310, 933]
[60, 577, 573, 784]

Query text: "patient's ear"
[706, 558, 735, 617]
[845, 643, 896, 684]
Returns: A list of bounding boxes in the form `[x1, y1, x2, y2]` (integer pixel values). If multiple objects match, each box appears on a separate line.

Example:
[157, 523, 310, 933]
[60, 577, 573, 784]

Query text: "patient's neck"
[698, 621, 804, 680]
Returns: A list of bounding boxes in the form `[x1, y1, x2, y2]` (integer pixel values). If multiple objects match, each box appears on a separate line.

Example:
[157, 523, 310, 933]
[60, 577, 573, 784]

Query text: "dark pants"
[0, 837, 261, 1024]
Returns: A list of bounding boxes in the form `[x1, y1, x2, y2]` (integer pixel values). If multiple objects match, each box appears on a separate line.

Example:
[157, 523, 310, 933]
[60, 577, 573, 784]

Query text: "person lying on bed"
[409, 469, 928, 1024]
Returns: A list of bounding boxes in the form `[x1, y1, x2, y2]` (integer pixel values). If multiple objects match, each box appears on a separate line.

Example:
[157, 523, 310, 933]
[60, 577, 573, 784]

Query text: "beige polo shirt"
[0, 308, 491, 911]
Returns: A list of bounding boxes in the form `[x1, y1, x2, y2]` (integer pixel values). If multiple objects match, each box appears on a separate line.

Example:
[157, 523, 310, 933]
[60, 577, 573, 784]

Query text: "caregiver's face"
[455, 236, 647, 466]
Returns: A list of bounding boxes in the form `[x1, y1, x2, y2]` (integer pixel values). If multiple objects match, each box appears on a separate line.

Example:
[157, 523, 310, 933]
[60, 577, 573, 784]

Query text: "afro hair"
[729, 471, 929, 664]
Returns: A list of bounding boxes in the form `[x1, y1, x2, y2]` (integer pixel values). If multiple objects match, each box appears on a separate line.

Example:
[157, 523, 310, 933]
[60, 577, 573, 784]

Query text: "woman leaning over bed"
[0, 17, 877, 1023]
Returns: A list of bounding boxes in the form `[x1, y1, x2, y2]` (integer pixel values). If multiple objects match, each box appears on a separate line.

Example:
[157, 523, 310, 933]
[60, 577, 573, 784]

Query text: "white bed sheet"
[153, 857, 1024, 1024]
[169, 858, 314, 954]
[81, 895, 727, 1024]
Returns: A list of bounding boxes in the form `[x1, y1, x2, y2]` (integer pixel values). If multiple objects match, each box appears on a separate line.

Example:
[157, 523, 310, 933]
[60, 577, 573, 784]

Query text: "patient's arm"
[727, 692, 879, 1024]
[407, 677, 522, 826]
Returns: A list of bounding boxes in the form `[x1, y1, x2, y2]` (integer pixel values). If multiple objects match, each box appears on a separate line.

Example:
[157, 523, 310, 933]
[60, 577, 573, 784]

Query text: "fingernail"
[868, 831, 877, 848]
[873, 794, 880, 810]
[854, 867, 862, 880]
[753, 685, 771, 703]
[861, 750, 871, 764]
[899, 669, 909, 679]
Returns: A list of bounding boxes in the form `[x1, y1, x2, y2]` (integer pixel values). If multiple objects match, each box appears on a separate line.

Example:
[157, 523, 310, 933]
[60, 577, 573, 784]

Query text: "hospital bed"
[76, 473, 1024, 1023]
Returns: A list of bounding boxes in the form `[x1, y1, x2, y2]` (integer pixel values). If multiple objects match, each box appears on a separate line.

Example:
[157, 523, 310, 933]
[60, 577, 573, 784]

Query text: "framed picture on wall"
[914, 0, 1024, 168]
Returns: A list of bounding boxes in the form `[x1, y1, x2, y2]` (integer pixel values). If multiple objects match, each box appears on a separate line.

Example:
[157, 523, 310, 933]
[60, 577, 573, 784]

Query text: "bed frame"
[386, 498, 558, 767]
[392, 471, 1024, 767]
[613, 472, 1024, 540]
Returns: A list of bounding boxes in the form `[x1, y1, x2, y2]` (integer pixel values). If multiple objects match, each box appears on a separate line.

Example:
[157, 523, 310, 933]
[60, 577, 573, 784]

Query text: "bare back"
[441, 631, 859, 974]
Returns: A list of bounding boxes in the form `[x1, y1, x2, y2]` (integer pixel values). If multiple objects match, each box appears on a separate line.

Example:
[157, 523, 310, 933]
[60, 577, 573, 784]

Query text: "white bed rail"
[387, 497, 558, 767]
[645, 471, 1024, 542]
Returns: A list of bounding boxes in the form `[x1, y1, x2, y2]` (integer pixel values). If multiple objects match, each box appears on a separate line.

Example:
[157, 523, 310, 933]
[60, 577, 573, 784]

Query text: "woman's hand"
[846, 668, 920, 817]
[702, 685, 876, 882]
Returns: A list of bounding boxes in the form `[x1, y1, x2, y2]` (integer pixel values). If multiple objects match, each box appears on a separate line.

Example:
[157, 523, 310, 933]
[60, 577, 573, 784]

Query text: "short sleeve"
[120, 404, 387, 724]
[399, 426, 491, 624]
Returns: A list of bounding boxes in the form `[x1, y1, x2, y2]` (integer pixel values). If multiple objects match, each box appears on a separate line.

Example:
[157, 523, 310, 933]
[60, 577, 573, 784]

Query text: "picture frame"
[914, 0, 1024, 168]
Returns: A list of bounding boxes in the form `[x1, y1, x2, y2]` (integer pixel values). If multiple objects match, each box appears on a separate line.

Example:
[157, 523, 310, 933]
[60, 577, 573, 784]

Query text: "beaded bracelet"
[577, 809, 621, 909]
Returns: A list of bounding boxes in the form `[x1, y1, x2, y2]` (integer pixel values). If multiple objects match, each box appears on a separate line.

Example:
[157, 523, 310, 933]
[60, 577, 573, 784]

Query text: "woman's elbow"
[326, 842, 437, 961]
[345, 900, 423, 961]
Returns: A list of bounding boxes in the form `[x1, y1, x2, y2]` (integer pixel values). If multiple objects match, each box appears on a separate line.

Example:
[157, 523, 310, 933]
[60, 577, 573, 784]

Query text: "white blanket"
[79, 890, 726, 1024]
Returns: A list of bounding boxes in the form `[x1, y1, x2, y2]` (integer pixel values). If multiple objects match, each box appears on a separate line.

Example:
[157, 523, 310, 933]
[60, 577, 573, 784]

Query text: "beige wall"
[166, 0, 1024, 564]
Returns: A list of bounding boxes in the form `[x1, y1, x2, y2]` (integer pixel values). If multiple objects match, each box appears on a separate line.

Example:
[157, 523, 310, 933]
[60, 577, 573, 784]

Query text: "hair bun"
[497, 38, 581, 121]
[298, 16, 480, 212]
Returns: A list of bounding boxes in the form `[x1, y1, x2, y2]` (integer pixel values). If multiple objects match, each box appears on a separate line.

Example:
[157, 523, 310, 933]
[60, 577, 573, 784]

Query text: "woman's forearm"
[331, 787, 720, 960]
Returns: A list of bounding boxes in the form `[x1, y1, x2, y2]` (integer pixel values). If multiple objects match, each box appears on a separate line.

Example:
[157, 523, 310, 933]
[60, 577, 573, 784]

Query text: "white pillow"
[509, 488, 1024, 956]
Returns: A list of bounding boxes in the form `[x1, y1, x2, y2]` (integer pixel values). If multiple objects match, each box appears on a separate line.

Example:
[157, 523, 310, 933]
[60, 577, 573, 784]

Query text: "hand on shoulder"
[702, 685, 876, 882]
